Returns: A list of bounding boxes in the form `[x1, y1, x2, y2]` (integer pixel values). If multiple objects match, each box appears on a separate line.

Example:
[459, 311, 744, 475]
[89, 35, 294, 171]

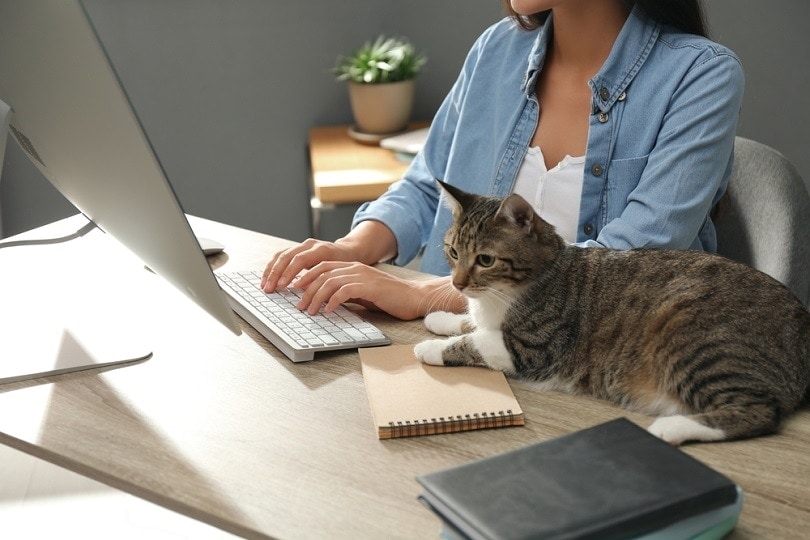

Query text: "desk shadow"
[0, 334, 264, 539]
[239, 320, 357, 391]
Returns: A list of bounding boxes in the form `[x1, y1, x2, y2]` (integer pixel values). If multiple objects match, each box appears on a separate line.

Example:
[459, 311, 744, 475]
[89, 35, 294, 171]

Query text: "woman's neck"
[547, 2, 630, 78]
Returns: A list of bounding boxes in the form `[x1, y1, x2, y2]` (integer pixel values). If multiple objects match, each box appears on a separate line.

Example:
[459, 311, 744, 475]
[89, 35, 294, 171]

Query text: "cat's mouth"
[461, 286, 487, 298]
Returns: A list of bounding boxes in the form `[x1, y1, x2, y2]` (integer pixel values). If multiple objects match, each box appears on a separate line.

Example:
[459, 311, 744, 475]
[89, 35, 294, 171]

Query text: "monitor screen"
[0, 1, 241, 337]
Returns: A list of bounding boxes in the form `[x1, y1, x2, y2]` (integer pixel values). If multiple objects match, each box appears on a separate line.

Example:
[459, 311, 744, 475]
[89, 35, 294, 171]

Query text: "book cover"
[359, 344, 524, 439]
[417, 418, 740, 539]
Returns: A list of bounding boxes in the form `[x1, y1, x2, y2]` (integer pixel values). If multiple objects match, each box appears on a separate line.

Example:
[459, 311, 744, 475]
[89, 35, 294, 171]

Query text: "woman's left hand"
[291, 262, 464, 321]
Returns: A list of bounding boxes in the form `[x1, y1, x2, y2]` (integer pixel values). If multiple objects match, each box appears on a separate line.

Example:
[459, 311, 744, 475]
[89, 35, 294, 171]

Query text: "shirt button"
[618, 91, 627, 101]
[598, 112, 609, 123]
[584, 223, 594, 235]
[599, 87, 610, 101]
[591, 164, 604, 176]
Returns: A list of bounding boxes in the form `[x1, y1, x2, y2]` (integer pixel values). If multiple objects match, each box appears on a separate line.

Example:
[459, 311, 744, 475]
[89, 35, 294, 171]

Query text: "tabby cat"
[414, 181, 810, 445]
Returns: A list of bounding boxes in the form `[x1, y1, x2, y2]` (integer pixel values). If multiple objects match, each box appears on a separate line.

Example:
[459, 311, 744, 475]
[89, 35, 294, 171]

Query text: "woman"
[261, 0, 744, 320]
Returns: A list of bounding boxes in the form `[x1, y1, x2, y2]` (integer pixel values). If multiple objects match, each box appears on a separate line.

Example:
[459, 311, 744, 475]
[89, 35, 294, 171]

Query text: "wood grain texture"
[0, 215, 807, 539]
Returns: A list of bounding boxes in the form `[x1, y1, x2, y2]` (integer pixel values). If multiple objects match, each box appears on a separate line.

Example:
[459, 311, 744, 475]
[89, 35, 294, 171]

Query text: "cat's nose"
[452, 280, 467, 291]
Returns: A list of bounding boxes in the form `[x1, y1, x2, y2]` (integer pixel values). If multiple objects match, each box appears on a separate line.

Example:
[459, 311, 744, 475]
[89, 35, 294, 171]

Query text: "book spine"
[380, 410, 523, 439]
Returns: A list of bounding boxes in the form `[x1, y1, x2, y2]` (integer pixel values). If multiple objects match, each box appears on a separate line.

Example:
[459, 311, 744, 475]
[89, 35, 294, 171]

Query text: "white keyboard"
[217, 270, 390, 362]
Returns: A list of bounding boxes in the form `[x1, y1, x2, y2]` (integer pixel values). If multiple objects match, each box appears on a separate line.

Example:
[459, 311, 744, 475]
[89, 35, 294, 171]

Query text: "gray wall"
[2, 1, 808, 240]
[703, 0, 810, 186]
[0, 0, 501, 239]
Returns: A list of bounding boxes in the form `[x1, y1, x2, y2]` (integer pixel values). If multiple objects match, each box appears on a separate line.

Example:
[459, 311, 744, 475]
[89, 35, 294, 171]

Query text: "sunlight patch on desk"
[0, 226, 153, 385]
[0, 324, 151, 386]
[0, 369, 261, 538]
[0, 443, 238, 539]
[0, 222, 261, 537]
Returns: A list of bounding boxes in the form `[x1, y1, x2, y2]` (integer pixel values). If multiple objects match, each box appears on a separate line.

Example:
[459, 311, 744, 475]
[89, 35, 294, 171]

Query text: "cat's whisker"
[478, 286, 514, 309]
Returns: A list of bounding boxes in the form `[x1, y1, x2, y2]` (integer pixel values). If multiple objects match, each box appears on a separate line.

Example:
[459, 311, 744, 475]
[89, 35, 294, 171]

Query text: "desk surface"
[309, 122, 428, 205]
[0, 216, 808, 539]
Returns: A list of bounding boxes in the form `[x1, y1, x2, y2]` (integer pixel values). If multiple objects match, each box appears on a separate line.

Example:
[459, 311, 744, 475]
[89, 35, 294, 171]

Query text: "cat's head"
[438, 180, 563, 298]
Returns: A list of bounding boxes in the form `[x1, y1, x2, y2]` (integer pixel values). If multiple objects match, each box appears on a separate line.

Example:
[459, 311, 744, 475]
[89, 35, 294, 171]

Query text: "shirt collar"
[520, 16, 551, 96]
[520, 5, 660, 111]
[590, 4, 660, 112]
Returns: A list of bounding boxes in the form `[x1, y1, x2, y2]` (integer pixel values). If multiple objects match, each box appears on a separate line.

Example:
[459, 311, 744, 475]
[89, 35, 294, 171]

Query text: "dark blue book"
[417, 418, 741, 540]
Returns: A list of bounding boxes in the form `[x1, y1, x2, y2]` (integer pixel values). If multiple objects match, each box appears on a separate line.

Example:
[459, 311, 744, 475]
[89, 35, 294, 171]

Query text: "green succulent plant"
[333, 35, 427, 84]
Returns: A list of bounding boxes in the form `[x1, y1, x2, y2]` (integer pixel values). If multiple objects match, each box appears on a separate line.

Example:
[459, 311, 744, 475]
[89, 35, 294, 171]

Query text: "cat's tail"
[804, 320, 810, 404]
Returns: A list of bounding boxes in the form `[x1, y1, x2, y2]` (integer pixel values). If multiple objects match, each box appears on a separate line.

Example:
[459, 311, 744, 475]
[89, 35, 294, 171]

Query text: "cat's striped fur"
[414, 181, 810, 444]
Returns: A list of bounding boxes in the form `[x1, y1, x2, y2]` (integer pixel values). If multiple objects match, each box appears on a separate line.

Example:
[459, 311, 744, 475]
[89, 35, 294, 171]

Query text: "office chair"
[714, 136, 810, 308]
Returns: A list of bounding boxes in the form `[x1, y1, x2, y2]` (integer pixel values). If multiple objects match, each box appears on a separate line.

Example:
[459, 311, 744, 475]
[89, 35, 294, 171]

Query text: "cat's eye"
[476, 254, 495, 267]
[447, 246, 459, 260]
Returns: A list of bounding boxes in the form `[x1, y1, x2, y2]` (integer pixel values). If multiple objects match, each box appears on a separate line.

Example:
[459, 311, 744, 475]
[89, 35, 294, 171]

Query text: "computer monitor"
[0, 1, 242, 377]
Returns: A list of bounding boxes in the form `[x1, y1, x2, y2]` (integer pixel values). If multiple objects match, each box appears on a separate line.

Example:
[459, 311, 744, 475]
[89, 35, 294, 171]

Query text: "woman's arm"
[580, 49, 745, 251]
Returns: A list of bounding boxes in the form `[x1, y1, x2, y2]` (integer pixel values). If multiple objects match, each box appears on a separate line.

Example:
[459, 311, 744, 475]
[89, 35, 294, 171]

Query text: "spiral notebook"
[359, 344, 524, 439]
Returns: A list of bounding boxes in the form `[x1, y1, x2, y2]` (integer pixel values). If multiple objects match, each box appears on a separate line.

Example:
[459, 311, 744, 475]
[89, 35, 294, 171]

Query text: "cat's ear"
[437, 180, 475, 214]
[497, 194, 535, 234]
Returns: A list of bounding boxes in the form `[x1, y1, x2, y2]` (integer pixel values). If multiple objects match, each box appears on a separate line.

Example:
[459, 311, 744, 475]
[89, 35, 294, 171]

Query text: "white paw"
[648, 415, 726, 446]
[414, 339, 446, 366]
[424, 311, 466, 336]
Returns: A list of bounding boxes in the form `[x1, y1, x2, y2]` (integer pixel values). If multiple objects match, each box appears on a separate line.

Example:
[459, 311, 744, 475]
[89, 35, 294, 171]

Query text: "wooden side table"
[307, 122, 429, 238]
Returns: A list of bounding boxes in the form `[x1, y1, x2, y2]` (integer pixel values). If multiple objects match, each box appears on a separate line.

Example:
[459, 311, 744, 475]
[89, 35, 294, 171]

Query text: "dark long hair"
[503, 0, 709, 37]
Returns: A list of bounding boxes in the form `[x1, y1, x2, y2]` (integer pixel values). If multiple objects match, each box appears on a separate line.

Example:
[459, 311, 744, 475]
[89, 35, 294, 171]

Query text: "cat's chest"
[468, 295, 513, 330]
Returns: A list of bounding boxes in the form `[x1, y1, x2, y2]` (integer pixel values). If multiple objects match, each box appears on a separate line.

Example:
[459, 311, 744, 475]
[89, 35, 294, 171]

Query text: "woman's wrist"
[411, 277, 467, 318]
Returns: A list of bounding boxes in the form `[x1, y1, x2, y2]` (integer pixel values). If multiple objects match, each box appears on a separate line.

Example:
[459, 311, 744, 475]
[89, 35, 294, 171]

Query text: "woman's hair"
[503, 0, 709, 38]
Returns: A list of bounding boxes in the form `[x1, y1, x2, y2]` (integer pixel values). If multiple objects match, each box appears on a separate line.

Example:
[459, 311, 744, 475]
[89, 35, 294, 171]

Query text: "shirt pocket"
[605, 154, 650, 221]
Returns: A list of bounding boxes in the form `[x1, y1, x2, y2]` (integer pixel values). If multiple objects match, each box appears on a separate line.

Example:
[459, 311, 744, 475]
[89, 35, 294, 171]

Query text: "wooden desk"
[308, 122, 429, 206]
[0, 216, 808, 538]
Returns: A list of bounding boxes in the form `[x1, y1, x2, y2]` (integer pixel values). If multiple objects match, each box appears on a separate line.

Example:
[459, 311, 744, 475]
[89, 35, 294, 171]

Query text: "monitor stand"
[1, 105, 151, 385]
[0, 313, 152, 385]
[0, 216, 153, 385]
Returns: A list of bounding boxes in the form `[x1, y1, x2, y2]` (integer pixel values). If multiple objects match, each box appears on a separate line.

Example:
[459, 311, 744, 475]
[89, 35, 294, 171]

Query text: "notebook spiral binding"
[384, 409, 520, 439]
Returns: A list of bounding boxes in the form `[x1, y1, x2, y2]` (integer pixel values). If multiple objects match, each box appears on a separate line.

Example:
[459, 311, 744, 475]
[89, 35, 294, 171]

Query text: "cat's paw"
[648, 415, 726, 446]
[424, 311, 466, 336]
[414, 339, 446, 366]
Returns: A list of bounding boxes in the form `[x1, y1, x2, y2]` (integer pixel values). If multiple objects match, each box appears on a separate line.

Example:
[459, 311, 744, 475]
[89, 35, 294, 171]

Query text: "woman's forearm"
[336, 220, 398, 265]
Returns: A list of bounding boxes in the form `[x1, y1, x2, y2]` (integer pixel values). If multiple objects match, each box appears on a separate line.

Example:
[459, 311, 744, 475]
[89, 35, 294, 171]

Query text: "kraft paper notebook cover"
[359, 344, 524, 439]
[416, 418, 742, 540]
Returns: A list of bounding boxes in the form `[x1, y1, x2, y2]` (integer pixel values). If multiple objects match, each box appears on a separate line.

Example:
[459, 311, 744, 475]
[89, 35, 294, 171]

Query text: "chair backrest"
[715, 137, 810, 308]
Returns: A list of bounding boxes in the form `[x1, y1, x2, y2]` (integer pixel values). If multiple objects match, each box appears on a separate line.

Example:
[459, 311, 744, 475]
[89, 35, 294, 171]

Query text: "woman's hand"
[261, 220, 398, 293]
[292, 262, 465, 321]
[261, 238, 358, 292]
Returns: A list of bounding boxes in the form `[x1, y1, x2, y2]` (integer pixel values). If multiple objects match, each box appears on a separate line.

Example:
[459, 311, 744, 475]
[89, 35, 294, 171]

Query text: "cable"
[0, 219, 98, 249]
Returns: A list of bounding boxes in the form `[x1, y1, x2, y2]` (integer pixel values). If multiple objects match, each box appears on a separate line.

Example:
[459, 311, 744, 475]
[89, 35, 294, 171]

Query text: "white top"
[512, 147, 585, 244]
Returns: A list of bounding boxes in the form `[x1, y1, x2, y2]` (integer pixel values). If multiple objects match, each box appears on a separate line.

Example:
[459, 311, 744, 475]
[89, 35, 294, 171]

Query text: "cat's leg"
[649, 401, 782, 445]
[414, 335, 468, 366]
[423, 311, 474, 336]
[647, 416, 725, 446]
[414, 330, 514, 372]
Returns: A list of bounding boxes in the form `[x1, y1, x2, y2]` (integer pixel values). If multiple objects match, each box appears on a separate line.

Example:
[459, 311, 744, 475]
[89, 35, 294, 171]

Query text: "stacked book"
[417, 418, 742, 539]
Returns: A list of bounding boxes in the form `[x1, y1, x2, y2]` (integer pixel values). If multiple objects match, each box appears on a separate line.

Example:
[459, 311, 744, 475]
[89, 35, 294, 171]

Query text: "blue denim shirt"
[353, 6, 744, 276]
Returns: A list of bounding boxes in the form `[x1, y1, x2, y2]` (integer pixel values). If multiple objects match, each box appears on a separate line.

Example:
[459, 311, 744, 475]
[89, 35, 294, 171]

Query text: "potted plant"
[334, 35, 427, 138]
